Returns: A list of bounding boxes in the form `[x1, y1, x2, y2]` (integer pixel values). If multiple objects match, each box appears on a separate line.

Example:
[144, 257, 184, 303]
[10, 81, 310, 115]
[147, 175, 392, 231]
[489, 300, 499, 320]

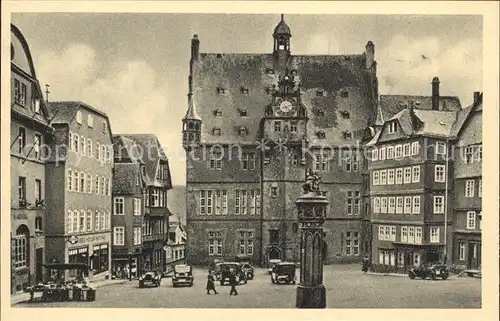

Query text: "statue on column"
[303, 168, 321, 195]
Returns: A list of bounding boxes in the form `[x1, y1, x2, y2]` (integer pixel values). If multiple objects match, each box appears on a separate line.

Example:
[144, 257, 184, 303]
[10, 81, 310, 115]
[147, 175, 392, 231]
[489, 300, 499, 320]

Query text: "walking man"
[229, 271, 238, 296]
[206, 271, 218, 295]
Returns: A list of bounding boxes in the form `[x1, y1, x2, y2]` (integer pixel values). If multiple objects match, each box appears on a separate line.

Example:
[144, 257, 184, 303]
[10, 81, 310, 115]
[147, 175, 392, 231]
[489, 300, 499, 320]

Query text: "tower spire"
[281, 14, 284, 21]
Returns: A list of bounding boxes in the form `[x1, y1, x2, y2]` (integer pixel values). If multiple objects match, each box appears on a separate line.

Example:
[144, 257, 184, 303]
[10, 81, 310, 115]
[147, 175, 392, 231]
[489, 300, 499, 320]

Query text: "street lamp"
[295, 169, 329, 308]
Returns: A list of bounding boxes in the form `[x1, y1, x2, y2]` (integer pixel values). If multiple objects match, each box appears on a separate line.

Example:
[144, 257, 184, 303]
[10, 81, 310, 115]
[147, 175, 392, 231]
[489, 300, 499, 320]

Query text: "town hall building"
[182, 16, 378, 266]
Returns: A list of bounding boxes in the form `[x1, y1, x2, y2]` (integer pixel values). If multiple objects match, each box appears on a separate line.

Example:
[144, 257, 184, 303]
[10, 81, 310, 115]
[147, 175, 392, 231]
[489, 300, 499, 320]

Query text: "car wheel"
[431, 273, 437, 280]
[408, 272, 415, 279]
[442, 274, 448, 280]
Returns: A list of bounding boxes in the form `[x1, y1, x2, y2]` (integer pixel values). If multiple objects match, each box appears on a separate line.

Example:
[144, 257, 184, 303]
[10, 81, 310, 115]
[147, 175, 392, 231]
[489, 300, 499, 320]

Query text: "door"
[467, 243, 475, 269]
[35, 248, 43, 283]
[268, 247, 281, 260]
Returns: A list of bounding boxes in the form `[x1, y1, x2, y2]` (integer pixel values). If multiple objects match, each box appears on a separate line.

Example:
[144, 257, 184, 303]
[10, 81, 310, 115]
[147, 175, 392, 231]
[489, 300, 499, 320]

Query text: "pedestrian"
[206, 271, 218, 295]
[229, 271, 238, 296]
[362, 254, 370, 273]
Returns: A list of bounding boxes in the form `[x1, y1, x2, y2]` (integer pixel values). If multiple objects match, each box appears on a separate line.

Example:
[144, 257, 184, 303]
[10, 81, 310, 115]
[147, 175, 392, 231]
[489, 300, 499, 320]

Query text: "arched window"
[87, 210, 93, 231]
[14, 225, 29, 269]
[69, 132, 73, 151]
[74, 171, 79, 192]
[87, 174, 93, 194]
[35, 217, 43, 232]
[87, 139, 93, 157]
[95, 142, 101, 160]
[67, 210, 74, 233]
[73, 210, 80, 232]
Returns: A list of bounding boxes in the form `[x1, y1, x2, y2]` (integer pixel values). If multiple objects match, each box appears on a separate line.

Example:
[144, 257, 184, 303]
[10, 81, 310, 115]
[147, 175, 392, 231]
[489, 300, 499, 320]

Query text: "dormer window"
[239, 127, 248, 136]
[340, 111, 350, 119]
[316, 89, 324, 97]
[216, 86, 226, 94]
[317, 131, 326, 139]
[213, 127, 222, 136]
[239, 109, 248, 117]
[87, 114, 94, 127]
[266, 68, 274, 74]
[343, 131, 352, 139]
[216, 53, 222, 58]
[388, 121, 398, 134]
[240, 87, 249, 94]
[341, 91, 349, 98]
[214, 109, 222, 117]
[76, 111, 83, 124]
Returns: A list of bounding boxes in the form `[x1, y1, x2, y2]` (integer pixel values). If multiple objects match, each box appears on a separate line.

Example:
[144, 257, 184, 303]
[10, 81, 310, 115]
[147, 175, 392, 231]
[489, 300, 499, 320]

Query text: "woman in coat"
[206, 271, 218, 294]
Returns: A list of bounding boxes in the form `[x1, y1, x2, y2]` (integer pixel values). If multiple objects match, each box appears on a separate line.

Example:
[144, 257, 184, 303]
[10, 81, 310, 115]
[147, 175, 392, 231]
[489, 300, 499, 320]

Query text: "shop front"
[65, 232, 111, 279]
[112, 252, 141, 279]
[454, 232, 481, 270]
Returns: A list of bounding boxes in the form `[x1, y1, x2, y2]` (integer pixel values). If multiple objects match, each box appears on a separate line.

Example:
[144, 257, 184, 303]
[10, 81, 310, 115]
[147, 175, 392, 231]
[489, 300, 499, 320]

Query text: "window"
[113, 227, 125, 245]
[17, 177, 26, 206]
[101, 145, 107, 163]
[467, 211, 476, 229]
[411, 142, 420, 155]
[67, 170, 73, 191]
[403, 143, 410, 157]
[404, 197, 412, 214]
[102, 121, 107, 134]
[395, 168, 403, 184]
[379, 170, 387, 185]
[396, 197, 403, 214]
[430, 227, 439, 243]
[19, 82, 27, 106]
[413, 253, 420, 266]
[208, 231, 223, 256]
[17, 127, 26, 154]
[345, 231, 360, 256]
[373, 171, 379, 185]
[151, 190, 160, 207]
[240, 87, 249, 94]
[199, 190, 214, 215]
[436, 142, 446, 156]
[270, 230, 279, 244]
[415, 227, 422, 244]
[73, 133, 79, 154]
[134, 198, 141, 215]
[478, 179, 482, 197]
[87, 114, 94, 127]
[372, 148, 379, 161]
[412, 196, 420, 214]
[242, 152, 256, 170]
[239, 127, 248, 136]
[347, 191, 360, 215]
[464, 146, 474, 164]
[290, 121, 298, 133]
[271, 186, 278, 198]
[73, 210, 79, 232]
[476, 145, 482, 163]
[403, 167, 412, 184]
[316, 130, 326, 139]
[35, 217, 43, 231]
[434, 165, 445, 182]
[87, 210, 92, 231]
[274, 121, 282, 132]
[411, 166, 420, 183]
[395, 145, 402, 158]
[34, 133, 42, 159]
[216, 86, 226, 94]
[465, 180, 475, 197]
[381, 197, 388, 213]
[387, 146, 394, 159]
[388, 121, 398, 134]
[343, 131, 352, 139]
[14, 228, 28, 269]
[379, 147, 386, 160]
[249, 190, 260, 215]
[388, 197, 395, 213]
[76, 111, 83, 124]
[237, 230, 255, 255]
[80, 172, 86, 193]
[235, 190, 248, 215]
[35, 179, 42, 202]
[459, 243, 465, 260]
[373, 197, 380, 213]
[342, 150, 357, 172]
[314, 153, 329, 171]
[133, 227, 142, 245]
[433, 196, 444, 214]
[80, 210, 86, 232]
[114, 197, 124, 215]
[387, 169, 395, 185]
[69, 132, 73, 151]
[408, 226, 415, 243]
[401, 226, 408, 242]
[209, 149, 223, 170]
[341, 91, 349, 98]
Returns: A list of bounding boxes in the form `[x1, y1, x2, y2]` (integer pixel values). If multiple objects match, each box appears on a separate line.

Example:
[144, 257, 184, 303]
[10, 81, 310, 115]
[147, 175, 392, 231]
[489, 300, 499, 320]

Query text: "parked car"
[234, 255, 254, 280]
[408, 263, 449, 280]
[172, 264, 194, 287]
[139, 271, 161, 288]
[219, 262, 247, 285]
[268, 259, 282, 274]
[271, 262, 297, 284]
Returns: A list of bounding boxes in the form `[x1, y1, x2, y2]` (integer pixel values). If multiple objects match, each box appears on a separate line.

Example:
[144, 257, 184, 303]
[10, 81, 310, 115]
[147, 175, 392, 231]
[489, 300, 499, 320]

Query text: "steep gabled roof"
[118, 134, 172, 189]
[451, 92, 483, 139]
[112, 163, 141, 194]
[46, 101, 109, 124]
[379, 95, 461, 121]
[386, 108, 457, 138]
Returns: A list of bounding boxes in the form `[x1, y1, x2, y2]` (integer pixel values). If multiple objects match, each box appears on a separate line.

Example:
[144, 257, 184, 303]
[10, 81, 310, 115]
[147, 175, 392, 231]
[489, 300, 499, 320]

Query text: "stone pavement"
[10, 279, 130, 305]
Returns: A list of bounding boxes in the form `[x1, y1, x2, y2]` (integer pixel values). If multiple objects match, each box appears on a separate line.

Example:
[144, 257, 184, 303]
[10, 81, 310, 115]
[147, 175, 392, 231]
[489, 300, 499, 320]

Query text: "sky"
[11, 13, 483, 186]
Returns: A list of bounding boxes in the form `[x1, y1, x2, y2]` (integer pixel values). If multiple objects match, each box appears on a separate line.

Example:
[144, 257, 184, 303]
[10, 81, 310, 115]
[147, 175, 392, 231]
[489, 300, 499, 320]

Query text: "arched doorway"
[268, 247, 281, 261]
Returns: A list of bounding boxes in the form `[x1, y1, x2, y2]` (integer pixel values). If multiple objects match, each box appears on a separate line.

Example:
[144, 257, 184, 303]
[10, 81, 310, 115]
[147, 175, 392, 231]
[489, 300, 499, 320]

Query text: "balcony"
[142, 234, 164, 243]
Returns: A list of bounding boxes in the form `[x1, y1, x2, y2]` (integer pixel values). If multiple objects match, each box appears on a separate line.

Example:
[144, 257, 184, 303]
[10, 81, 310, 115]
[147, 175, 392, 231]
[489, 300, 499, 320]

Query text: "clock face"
[279, 100, 293, 113]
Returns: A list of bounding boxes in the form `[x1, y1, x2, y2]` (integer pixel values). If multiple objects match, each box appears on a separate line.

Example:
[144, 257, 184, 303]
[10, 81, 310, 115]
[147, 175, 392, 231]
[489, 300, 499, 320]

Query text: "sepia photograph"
[2, 1, 498, 316]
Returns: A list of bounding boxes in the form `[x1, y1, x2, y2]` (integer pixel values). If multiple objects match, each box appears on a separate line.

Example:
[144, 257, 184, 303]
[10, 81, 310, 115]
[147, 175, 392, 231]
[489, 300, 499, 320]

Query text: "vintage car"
[268, 259, 282, 274]
[408, 263, 449, 280]
[271, 262, 297, 284]
[139, 271, 162, 288]
[219, 262, 247, 285]
[172, 264, 194, 287]
[234, 255, 254, 280]
[209, 259, 224, 280]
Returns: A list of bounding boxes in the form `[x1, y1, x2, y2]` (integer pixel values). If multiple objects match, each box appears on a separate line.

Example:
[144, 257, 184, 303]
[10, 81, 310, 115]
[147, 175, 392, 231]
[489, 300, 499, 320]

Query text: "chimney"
[473, 91, 480, 104]
[191, 34, 200, 60]
[431, 76, 440, 110]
